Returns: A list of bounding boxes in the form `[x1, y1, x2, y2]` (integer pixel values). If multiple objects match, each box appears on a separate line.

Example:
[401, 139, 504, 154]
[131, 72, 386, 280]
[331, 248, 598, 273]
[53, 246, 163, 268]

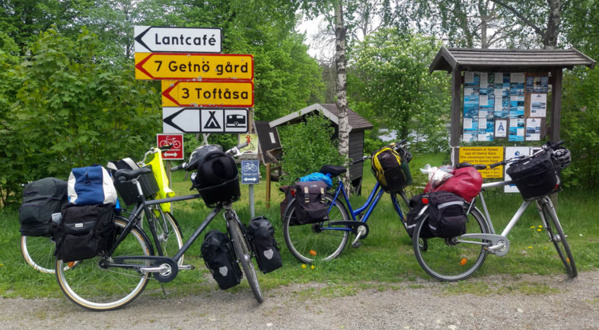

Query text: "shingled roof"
[269, 103, 373, 131]
[430, 47, 596, 73]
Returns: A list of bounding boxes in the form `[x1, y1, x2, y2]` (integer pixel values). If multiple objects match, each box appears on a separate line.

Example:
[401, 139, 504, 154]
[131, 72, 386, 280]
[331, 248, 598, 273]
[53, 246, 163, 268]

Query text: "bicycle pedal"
[351, 241, 362, 248]
[179, 264, 195, 270]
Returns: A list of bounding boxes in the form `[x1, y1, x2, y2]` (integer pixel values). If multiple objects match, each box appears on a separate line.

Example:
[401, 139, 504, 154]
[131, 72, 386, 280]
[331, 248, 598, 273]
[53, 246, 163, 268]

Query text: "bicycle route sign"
[162, 107, 249, 134]
[156, 133, 184, 160]
[134, 26, 222, 53]
[135, 53, 254, 81]
[241, 160, 260, 185]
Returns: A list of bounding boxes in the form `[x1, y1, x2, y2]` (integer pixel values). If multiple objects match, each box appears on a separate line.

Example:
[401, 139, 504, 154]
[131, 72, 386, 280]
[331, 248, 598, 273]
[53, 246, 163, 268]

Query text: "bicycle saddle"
[319, 165, 346, 177]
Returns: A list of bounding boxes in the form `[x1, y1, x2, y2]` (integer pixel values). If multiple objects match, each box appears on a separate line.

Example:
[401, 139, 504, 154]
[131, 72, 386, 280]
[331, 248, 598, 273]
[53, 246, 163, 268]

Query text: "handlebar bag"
[427, 191, 467, 238]
[200, 230, 242, 290]
[194, 151, 240, 207]
[506, 151, 560, 200]
[247, 216, 283, 274]
[425, 167, 482, 202]
[55, 204, 116, 262]
[19, 177, 68, 237]
[371, 147, 412, 193]
[294, 181, 329, 225]
[68, 165, 117, 205]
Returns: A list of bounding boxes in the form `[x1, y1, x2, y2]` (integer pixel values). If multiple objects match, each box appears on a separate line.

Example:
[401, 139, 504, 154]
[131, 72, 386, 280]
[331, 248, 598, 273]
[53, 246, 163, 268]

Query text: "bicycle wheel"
[146, 207, 184, 266]
[228, 215, 263, 303]
[539, 199, 577, 278]
[413, 207, 489, 282]
[21, 235, 75, 274]
[56, 217, 152, 311]
[283, 193, 351, 264]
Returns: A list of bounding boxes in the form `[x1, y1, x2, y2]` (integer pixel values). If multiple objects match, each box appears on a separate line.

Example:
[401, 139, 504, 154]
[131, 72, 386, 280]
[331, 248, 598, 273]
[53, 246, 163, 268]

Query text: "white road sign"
[134, 26, 222, 53]
[163, 107, 249, 133]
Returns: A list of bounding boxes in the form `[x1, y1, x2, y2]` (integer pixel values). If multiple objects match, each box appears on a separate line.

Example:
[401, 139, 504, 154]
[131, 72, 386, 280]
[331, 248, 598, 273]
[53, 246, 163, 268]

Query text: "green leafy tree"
[561, 68, 599, 189]
[278, 112, 346, 186]
[0, 31, 22, 206]
[350, 28, 450, 152]
[1, 28, 161, 206]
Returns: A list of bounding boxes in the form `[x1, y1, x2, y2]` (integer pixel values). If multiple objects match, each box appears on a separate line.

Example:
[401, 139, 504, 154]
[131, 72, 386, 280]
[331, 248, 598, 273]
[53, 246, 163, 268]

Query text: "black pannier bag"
[193, 151, 240, 207]
[55, 204, 116, 262]
[427, 191, 467, 238]
[279, 185, 299, 225]
[247, 216, 282, 273]
[506, 151, 560, 200]
[19, 177, 68, 237]
[294, 181, 329, 225]
[405, 193, 433, 239]
[200, 229, 242, 290]
[371, 147, 412, 193]
[107, 158, 160, 205]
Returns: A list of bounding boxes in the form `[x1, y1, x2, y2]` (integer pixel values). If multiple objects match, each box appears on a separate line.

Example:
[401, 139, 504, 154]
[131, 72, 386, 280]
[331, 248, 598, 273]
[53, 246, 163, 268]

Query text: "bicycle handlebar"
[172, 142, 249, 172]
[474, 140, 565, 170]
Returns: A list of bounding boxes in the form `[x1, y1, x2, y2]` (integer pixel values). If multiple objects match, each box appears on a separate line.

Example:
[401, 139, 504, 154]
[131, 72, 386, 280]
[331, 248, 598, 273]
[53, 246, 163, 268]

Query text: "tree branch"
[490, 0, 546, 37]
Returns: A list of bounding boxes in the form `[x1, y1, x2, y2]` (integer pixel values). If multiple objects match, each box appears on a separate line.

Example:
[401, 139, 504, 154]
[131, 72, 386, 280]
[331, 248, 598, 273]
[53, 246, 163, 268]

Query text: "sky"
[296, 14, 334, 61]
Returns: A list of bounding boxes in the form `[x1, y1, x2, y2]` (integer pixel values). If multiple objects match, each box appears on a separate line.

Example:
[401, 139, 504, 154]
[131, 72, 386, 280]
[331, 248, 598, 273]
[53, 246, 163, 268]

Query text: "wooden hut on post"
[269, 103, 374, 193]
[429, 47, 595, 165]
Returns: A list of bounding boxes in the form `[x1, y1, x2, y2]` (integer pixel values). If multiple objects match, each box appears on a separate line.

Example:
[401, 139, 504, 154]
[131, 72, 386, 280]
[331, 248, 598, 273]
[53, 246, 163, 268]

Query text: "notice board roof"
[430, 47, 596, 73]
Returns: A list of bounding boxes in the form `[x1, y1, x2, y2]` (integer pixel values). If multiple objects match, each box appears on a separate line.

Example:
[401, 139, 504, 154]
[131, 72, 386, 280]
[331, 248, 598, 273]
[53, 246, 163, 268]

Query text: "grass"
[1, 152, 598, 299]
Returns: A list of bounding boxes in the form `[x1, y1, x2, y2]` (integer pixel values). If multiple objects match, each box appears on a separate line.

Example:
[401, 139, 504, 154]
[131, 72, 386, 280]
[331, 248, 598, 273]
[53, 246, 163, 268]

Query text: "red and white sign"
[157, 134, 184, 160]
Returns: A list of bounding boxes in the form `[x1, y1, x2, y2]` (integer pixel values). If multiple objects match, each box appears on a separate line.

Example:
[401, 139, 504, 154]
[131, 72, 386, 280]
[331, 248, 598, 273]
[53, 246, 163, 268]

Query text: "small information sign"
[241, 160, 260, 185]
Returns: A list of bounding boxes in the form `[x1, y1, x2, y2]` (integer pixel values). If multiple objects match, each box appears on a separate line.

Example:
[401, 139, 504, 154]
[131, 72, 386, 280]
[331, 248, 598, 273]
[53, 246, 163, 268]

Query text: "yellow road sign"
[161, 80, 254, 107]
[135, 53, 253, 81]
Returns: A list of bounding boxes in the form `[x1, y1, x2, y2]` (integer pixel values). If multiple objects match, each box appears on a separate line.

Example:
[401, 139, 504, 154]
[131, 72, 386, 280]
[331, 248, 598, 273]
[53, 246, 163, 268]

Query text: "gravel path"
[1, 271, 598, 329]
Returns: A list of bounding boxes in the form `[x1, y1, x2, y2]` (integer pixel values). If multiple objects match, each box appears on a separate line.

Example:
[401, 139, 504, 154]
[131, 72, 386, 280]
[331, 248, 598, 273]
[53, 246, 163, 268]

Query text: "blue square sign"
[241, 160, 260, 184]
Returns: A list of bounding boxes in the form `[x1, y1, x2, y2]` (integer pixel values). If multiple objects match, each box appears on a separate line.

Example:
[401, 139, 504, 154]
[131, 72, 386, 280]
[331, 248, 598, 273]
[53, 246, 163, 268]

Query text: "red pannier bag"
[424, 167, 483, 202]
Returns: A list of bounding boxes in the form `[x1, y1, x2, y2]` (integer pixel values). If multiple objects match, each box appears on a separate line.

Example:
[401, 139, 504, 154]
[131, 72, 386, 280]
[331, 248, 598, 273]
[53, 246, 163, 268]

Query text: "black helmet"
[186, 145, 222, 171]
[553, 148, 571, 169]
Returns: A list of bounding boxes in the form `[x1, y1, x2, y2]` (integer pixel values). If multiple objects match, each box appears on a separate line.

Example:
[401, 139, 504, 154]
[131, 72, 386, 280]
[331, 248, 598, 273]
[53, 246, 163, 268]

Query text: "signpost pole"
[249, 184, 255, 218]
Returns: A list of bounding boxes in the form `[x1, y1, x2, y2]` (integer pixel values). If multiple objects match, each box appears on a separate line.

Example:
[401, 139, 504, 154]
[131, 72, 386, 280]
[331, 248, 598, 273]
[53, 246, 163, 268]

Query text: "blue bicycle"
[282, 141, 415, 263]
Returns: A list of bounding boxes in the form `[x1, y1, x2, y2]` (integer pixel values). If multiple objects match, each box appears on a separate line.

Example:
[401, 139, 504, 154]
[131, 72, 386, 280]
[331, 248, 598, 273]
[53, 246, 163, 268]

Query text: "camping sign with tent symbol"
[200, 109, 249, 133]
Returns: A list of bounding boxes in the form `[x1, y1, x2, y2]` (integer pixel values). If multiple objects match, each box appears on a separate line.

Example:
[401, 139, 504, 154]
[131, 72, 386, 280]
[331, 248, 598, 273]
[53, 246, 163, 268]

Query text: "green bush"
[278, 112, 346, 186]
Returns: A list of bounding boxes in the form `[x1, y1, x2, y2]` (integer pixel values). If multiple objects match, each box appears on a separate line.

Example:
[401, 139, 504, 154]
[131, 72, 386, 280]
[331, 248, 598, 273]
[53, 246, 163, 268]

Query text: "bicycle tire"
[413, 207, 489, 282]
[539, 199, 577, 278]
[228, 215, 263, 303]
[283, 193, 351, 264]
[146, 208, 184, 266]
[55, 217, 152, 311]
[21, 235, 76, 274]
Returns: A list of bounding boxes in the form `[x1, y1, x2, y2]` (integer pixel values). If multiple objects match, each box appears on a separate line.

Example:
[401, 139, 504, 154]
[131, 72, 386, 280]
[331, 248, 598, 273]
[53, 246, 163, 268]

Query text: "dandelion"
[530, 226, 535, 229]
[311, 265, 315, 270]
[528, 246, 533, 249]
[537, 229, 542, 232]
[301, 264, 307, 269]
[538, 225, 543, 228]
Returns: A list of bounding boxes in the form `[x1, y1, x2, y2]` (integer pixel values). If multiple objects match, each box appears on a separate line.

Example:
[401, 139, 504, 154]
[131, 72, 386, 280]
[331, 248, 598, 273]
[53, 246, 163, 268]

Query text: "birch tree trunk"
[334, 1, 351, 194]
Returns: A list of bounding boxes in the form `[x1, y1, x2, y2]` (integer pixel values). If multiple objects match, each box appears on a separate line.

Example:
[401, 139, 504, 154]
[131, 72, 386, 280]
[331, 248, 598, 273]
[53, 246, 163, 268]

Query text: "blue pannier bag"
[68, 165, 117, 205]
